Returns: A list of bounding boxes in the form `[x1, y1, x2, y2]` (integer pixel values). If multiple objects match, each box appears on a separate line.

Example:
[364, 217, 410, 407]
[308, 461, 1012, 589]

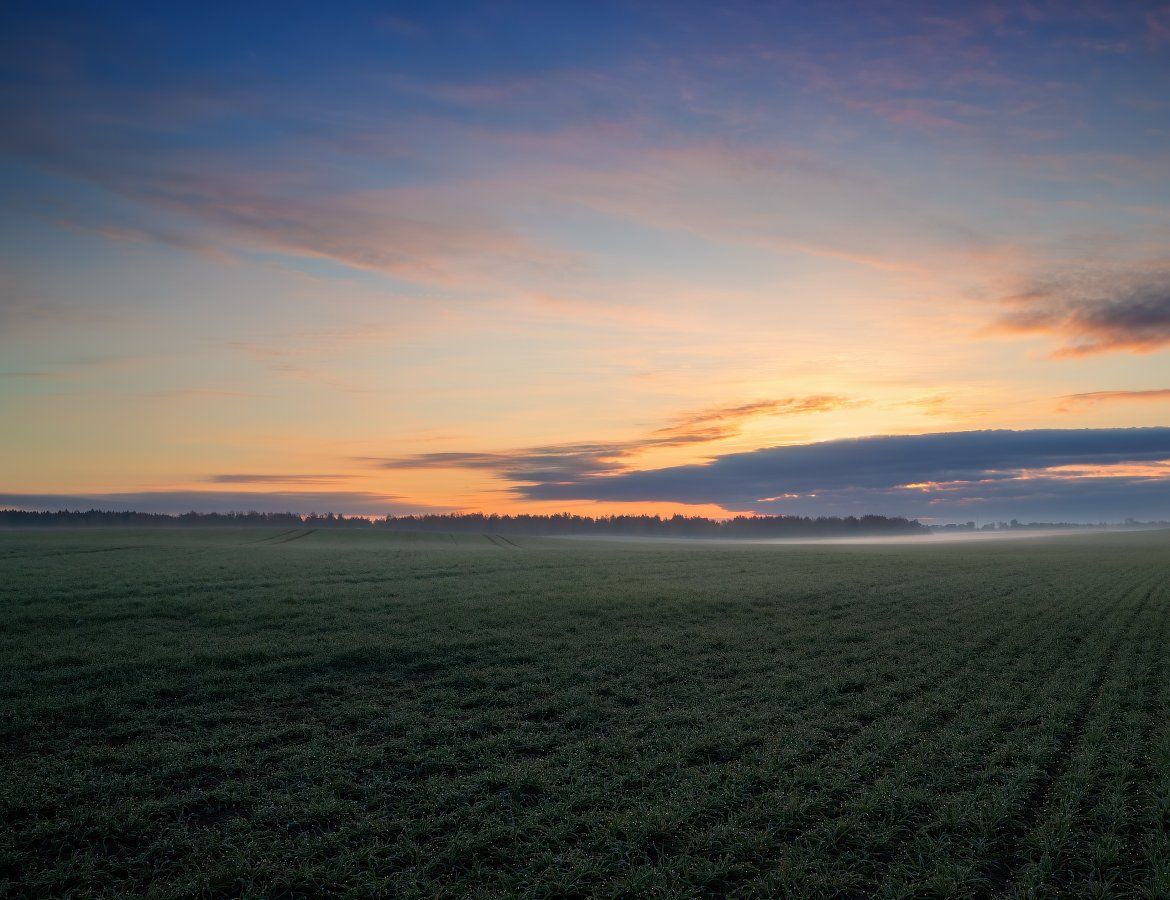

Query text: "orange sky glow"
[2, 3, 1169, 522]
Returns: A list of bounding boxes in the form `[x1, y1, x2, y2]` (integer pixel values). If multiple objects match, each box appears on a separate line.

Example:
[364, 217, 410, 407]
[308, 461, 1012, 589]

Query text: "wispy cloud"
[373, 395, 856, 482]
[1057, 388, 1170, 411]
[128, 177, 576, 289]
[3, 99, 578, 289]
[895, 393, 954, 415]
[0, 296, 123, 334]
[0, 354, 155, 381]
[0, 491, 427, 516]
[655, 395, 857, 438]
[992, 270, 1170, 356]
[1147, 6, 1170, 46]
[376, 14, 426, 39]
[207, 473, 360, 485]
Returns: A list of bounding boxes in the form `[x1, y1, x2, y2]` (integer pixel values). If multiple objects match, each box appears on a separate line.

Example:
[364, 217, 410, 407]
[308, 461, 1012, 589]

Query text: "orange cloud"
[656, 395, 858, 438]
[372, 394, 857, 483]
[1056, 389, 1170, 411]
[990, 270, 1170, 356]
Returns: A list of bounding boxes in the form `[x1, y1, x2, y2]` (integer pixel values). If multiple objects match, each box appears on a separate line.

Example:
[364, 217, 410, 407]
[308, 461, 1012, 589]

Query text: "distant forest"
[0, 508, 931, 537]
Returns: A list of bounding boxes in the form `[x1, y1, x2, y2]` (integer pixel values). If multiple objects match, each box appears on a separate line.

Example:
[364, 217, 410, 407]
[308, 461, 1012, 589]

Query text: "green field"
[3, 528, 1170, 897]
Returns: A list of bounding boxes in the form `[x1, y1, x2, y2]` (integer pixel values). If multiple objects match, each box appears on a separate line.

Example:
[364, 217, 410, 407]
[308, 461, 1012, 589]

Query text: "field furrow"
[2, 528, 1168, 898]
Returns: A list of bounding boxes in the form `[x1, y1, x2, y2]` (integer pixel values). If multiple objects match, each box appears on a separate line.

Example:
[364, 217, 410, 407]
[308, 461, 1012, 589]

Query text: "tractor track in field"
[615, 572, 1116, 892]
[1116, 577, 1170, 891]
[985, 573, 1160, 896]
[710, 574, 1111, 863]
[269, 529, 317, 544]
[246, 528, 303, 544]
[810, 574, 1079, 749]
[866, 568, 1148, 893]
[0, 545, 151, 560]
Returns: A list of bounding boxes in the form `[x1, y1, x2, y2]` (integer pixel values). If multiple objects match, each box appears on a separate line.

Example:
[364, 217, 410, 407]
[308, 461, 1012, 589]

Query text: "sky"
[1, 0, 1169, 523]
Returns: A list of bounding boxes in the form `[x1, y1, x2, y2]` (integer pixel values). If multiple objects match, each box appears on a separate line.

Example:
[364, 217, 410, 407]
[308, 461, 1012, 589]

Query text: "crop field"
[2, 528, 1170, 898]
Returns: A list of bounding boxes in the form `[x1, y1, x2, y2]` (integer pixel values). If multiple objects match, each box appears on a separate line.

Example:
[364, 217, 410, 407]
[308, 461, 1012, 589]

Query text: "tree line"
[0, 508, 929, 536]
[378, 512, 928, 537]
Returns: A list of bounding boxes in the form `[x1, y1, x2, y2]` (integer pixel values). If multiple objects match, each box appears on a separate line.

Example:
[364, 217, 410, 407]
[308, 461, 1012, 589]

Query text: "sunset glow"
[2, 2, 1169, 521]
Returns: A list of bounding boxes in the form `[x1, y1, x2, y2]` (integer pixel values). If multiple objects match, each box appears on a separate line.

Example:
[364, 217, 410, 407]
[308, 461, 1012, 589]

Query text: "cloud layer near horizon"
[382, 428, 1170, 522]
[0, 491, 428, 516]
[7, 428, 1170, 522]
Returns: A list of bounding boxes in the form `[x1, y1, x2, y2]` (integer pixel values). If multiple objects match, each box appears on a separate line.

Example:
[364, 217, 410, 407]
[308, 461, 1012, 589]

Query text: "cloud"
[1057, 389, 1170, 411]
[0, 353, 155, 382]
[993, 271, 1170, 355]
[2, 91, 576, 290]
[373, 395, 856, 481]
[0, 296, 123, 335]
[0, 491, 430, 516]
[657, 395, 856, 436]
[894, 393, 953, 415]
[0, 51, 977, 294]
[376, 14, 426, 38]
[496, 428, 1170, 522]
[550, 141, 939, 275]
[842, 97, 982, 136]
[1148, 7, 1170, 46]
[207, 473, 359, 485]
[55, 216, 227, 260]
[122, 176, 573, 289]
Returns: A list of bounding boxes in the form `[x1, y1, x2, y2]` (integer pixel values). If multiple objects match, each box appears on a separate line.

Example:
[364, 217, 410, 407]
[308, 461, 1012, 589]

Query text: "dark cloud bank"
[0, 491, 422, 516]
[6, 429, 1170, 523]
[468, 427, 1170, 522]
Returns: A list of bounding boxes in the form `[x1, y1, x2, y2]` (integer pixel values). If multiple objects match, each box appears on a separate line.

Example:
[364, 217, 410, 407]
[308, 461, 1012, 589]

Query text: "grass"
[2, 527, 1169, 897]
